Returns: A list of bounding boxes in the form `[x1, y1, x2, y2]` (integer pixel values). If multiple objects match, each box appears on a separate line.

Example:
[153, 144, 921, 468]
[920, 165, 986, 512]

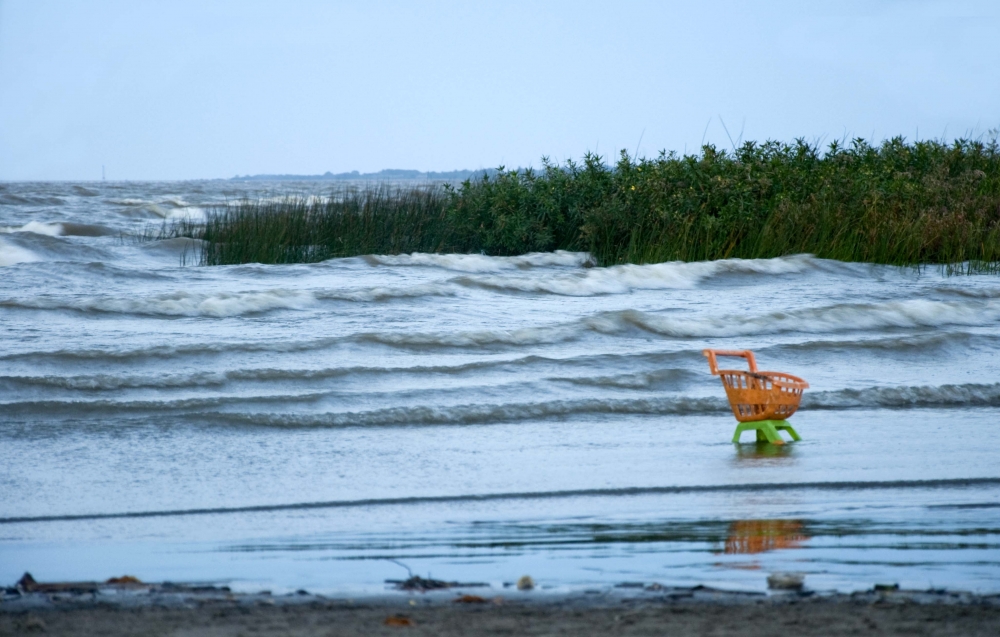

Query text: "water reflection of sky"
[4, 482, 999, 595]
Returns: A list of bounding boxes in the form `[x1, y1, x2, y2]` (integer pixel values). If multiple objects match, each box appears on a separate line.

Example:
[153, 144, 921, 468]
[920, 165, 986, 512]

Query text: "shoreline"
[3, 583, 999, 636]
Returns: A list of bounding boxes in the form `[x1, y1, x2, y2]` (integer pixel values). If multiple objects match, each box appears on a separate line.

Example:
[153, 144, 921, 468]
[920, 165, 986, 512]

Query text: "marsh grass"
[161, 136, 1000, 270]
[199, 186, 454, 265]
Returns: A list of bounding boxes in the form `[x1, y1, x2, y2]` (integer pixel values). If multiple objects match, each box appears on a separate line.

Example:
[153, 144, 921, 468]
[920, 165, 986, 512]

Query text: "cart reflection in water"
[724, 519, 808, 554]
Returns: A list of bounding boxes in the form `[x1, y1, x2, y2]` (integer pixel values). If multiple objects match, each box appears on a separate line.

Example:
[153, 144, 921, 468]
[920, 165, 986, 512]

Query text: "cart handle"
[703, 349, 758, 375]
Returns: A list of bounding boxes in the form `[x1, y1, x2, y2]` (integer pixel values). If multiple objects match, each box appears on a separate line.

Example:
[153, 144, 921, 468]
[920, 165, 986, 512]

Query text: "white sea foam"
[5, 380, 999, 425]
[189, 381, 1000, 428]
[166, 206, 207, 221]
[0, 238, 41, 266]
[805, 382, 1000, 410]
[252, 195, 327, 206]
[0, 221, 114, 238]
[199, 396, 730, 428]
[316, 283, 457, 302]
[355, 298, 1000, 350]
[586, 298, 1000, 338]
[360, 323, 579, 348]
[138, 237, 206, 256]
[366, 250, 592, 272]
[13, 293, 984, 339]
[2, 221, 65, 236]
[1, 371, 230, 391]
[456, 254, 817, 295]
[2, 283, 459, 316]
[123, 203, 206, 221]
[3, 289, 316, 317]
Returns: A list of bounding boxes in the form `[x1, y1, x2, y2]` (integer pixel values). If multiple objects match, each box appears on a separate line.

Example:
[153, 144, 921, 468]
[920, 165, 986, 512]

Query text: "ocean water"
[1, 180, 999, 595]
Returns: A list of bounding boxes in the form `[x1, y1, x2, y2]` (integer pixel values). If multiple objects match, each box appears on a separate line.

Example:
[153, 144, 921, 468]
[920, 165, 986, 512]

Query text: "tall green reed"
[159, 136, 1000, 270]
[199, 186, 454, 265]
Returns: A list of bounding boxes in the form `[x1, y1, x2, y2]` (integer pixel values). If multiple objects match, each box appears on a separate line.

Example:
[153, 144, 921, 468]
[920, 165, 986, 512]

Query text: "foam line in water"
[3, 477, 998, 525]
[194, 396, 725, 428]
[7, 381, 998, 425]
[778, 330, 990, 354]
[0, 356, 574, 391]
[1, 221, 64, 236]
[2, 380, 978, 426]
[361, 299, 1000, 348]
[2, 391, 334, 415]
[0, 337, 352, 362]
[315, 283, 458, 302]
[0, 289, 316, 317]
[0, 221, 114, 237]
[5, 299, 998, 364]
[0, 284, 458, 316]
[198, 383, 1000, 428]
[805, 382, 1000, 409]
[364, 250, 592, 272]
[453, 254, 820, 295]
[551, 368, 698, 390]
[586, 298, 1000, 339]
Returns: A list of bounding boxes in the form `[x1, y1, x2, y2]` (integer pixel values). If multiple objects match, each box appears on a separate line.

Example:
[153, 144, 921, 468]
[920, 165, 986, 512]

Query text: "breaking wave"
[0, 338, 347, 362]
[347, 297, 1000, 349]
[805, 382, 1000, 410]
[364, 250, 592, 272]
[553, 368, 697, 390]
[454, 254, 819, 295]
[584, 298, 1000, 339]
[0, 238, 40, 266]
[1, 221, 116, 237]
[316, 283, 457, 302]
[0, 360, 695, 393]
[114, 202, 205, 220]
[0, 371, 231, 391]
[1, 289, 317, 317]
[198, 381, 1000, 427]
[0, 284, 458, 317]
[9, 381, 995, 427]
[200, 396, 729, 428]
[2, 221, 64, 236]
[5, 295, 998, 349]
[156, 381, 1000, 428]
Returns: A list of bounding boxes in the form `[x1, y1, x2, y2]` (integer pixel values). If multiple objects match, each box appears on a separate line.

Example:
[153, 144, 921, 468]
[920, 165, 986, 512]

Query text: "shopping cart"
[703, 349, 809, 444]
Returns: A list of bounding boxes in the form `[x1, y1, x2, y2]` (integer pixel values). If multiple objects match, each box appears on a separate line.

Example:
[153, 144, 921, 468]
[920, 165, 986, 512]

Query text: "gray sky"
[1, 0, 998, 180]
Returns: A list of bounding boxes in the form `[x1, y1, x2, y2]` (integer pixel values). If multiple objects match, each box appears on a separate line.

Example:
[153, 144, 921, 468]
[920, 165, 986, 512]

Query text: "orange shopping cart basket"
[703, 349, 809, 444]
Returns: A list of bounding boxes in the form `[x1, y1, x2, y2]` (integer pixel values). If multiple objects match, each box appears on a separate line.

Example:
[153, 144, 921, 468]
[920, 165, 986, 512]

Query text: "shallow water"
[1, 181, 999, 595]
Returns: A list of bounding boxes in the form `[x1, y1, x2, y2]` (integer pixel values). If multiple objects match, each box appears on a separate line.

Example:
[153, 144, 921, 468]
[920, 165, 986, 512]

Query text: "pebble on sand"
[767, 573, 805, 591]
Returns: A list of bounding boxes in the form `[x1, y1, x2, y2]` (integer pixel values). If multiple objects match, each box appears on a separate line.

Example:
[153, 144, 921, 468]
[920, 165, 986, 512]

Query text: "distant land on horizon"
[231, 168, 495, 181]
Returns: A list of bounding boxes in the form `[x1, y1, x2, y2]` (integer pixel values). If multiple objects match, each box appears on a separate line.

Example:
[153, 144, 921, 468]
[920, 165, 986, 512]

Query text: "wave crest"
[587, 298, 1000, 338]
[364, 250, 592, 272]
[455, 254, 819, 295]
[1, 289, 315, 317]
[0, 238, 41, 266]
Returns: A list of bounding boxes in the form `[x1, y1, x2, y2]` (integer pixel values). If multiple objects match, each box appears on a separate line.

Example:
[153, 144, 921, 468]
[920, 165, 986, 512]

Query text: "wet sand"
[4, 589, 999, 636]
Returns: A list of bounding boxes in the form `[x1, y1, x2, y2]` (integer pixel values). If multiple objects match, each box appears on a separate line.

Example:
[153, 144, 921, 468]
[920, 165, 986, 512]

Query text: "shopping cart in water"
[703, 349, 809, 445]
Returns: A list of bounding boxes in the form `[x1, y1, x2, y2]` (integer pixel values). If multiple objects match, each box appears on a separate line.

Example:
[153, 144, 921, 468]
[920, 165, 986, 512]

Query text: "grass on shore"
[162, 136, 1000, 270]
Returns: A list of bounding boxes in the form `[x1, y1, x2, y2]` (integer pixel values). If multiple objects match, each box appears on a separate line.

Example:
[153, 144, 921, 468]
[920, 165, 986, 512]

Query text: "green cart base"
[732, 420, 801, 445]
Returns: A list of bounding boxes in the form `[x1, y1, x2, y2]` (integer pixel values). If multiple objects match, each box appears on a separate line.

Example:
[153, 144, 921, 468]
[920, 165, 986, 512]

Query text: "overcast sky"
[1, 0, 998, 180]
